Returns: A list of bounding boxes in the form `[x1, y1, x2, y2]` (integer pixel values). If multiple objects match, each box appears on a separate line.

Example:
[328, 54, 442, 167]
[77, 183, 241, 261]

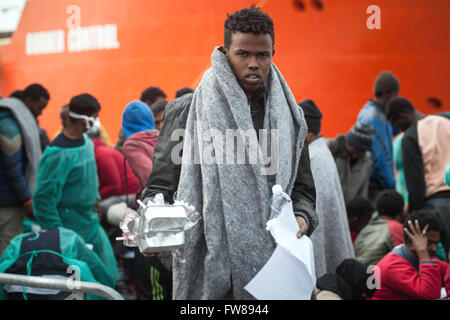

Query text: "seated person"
[369, 210, 450, 300]
[0, 227, 116, 300]
[326, 122, 373, 203]
[354, 190, 404, 266]
[315, 259, 376, 300]
[346, 197, 374, 243]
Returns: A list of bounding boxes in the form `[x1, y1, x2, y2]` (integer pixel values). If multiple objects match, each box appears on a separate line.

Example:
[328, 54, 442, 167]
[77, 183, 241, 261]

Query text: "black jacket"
[402, 112, 450, 212]
[142, 92, 318, 235]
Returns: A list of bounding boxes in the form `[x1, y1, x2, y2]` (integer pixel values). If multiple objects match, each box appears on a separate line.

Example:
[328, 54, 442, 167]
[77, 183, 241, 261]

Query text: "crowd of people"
[0, 6, 449, 300]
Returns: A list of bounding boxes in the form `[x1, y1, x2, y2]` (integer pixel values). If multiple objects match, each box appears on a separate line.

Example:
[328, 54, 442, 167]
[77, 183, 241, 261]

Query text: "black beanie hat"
[298, 99, 322, 134]
[345, 122, 373, 151]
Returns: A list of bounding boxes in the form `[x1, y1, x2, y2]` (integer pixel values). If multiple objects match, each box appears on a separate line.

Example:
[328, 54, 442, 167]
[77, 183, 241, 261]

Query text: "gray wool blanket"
[309, 137, 355, 278]
[173, 47, 308, 299]
[0, 98, 42, 195]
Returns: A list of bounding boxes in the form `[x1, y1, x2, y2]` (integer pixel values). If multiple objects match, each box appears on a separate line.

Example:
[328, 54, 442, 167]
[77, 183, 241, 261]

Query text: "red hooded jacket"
[370, 245, 450, 300]
[93, 138, 140, 199]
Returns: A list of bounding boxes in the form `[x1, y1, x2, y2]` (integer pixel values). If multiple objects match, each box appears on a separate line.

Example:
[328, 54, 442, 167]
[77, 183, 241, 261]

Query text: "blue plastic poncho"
[32, 135, 119, 282]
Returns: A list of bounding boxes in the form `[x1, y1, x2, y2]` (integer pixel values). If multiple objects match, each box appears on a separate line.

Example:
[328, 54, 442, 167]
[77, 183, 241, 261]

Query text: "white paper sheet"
[245, 195, 316, 300]
[245, 244, 315, 300]
[266, 200, 315, 277]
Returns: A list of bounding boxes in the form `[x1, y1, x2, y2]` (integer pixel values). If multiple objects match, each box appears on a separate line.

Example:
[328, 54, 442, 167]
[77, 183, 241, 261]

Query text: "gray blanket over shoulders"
[0, 97, 42, 195]
[173, 47, 308, 299]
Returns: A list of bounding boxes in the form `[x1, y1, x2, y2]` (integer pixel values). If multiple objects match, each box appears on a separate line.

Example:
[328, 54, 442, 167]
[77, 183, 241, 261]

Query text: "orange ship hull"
[1, 0, 449, 143]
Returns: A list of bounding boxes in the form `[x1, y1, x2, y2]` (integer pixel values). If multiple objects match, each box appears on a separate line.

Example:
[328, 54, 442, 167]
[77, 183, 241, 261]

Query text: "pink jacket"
[123, 130, 159, 188]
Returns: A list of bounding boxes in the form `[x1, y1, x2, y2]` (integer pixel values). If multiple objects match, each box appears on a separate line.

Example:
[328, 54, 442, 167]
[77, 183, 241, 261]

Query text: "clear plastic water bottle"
[270, 184, 291, 220]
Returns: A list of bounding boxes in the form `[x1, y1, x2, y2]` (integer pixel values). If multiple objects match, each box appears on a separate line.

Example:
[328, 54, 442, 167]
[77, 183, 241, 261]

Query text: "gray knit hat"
[345, 122, 373, 151]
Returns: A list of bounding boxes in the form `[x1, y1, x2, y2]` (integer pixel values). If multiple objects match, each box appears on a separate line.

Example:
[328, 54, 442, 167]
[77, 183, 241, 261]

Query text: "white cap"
[272, 184, 283, 195]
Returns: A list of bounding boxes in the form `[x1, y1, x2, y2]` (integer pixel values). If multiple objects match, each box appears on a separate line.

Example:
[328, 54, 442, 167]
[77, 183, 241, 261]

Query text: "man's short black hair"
[224, 5, 274, 49]
[175, 87, 194, 98]
[69, 93, 101, 117]
[403, 210, 441, 244]
[9, 90, 24, 100]
[386, 97, 415, 121]
[60, 104, 69, 117]
[373, 71, 399, 98]
[346, 197, 374, 219]
[23, 83, 50, 101]
[376, 190, 404, 219]
[140, 87, 167, 105]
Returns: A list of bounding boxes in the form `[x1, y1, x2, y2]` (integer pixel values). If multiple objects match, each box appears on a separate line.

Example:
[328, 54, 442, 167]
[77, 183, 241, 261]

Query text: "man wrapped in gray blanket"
[142, 6, 317, 300]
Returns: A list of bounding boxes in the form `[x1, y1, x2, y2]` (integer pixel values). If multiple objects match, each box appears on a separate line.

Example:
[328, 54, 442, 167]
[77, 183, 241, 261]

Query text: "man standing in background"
[386, 97, 450, 260]
[299, 99, 354, 278]
[0, 84, 46, 255]
[357, 71, 399, 202]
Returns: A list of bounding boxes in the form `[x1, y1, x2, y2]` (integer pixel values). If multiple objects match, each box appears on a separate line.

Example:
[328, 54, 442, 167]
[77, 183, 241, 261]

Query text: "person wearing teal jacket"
[0, 227, 115, 300]
[32, 94, 119, 284]
[393, 132, 408, 205]
[445, 164, 450, 187]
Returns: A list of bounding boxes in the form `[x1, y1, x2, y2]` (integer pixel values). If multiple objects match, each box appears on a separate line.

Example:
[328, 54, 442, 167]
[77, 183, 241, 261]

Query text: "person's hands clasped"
[404, 219, 430, 260]
[296, 216, 308, 239]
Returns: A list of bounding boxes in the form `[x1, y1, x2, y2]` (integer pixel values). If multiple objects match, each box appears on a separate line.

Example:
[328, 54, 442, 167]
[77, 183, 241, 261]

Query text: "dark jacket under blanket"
[142, 92, 318, 235]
